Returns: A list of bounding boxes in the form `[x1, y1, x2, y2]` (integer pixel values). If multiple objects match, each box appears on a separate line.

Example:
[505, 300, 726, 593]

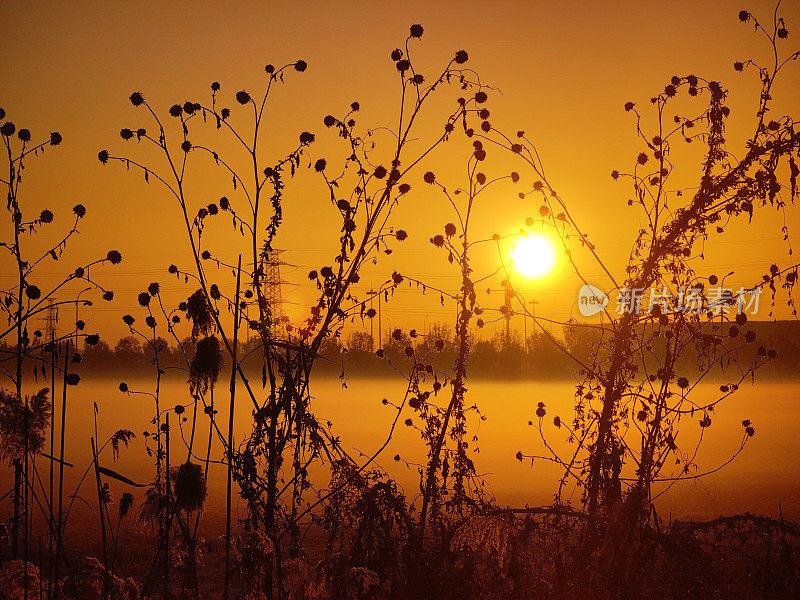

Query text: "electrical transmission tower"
[44, 298, 59, 342]
[263, 249, 286, 339]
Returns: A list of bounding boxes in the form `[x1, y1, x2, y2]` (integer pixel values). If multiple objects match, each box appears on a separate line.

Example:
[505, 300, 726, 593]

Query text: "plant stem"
[224, 255, 241, 600]
[90, 437, 110, 599]
[53, 341, 68, 600]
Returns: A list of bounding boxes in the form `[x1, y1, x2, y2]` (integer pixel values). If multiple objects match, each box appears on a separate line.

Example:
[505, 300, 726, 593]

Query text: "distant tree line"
[5, 319, 797, 382]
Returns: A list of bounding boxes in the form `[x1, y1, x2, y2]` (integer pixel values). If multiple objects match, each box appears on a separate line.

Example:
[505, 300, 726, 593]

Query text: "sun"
[510, 233, 557, 279]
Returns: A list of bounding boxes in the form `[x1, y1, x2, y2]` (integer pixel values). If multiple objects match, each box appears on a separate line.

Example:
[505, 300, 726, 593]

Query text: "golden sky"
[2, 0, 799, 343]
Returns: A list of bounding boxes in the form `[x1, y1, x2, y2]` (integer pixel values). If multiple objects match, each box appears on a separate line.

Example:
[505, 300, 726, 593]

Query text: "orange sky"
[2, 0, 799, 344]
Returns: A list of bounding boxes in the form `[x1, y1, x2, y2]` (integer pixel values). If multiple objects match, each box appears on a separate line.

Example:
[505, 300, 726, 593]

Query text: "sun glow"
[510, 233, 557, 279]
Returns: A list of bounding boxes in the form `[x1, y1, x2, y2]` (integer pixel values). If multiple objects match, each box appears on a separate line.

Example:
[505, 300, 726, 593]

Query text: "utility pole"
[504, 293, 512, 348]
[368, 289, 376, 351]
[377, 291, 382, 351]
[366, 288, 382, 351]
[523, 298, 541, 347]
[523, 304, 527, 366]
[524, 298, 539, 371]
[529, 299, 540, 324]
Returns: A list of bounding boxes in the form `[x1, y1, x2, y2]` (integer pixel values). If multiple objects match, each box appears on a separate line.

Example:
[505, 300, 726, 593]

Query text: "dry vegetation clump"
[446, 508, 800, 600]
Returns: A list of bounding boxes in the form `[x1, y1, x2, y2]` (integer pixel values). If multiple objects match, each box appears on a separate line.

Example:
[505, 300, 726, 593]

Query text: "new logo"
[578, 284, 608, 317]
